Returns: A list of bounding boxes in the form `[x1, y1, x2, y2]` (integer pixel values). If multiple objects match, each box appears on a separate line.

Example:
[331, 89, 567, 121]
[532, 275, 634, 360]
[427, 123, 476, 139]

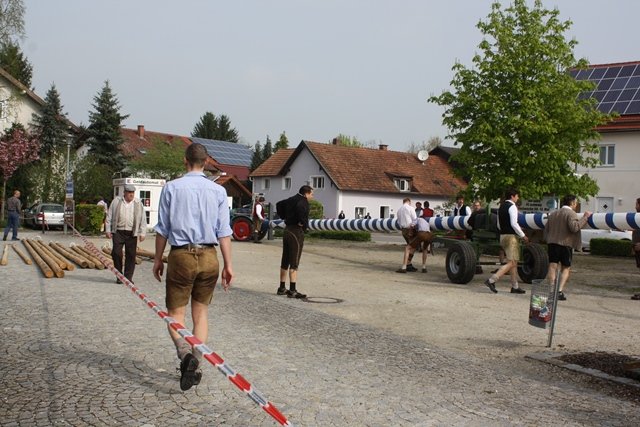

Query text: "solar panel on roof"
[191, 137, 253, 167]
[574, 63, 640, 116]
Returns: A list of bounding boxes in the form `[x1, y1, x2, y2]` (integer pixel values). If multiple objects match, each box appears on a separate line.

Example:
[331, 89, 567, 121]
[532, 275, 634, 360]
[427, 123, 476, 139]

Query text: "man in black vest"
[484, 188, 528, 294]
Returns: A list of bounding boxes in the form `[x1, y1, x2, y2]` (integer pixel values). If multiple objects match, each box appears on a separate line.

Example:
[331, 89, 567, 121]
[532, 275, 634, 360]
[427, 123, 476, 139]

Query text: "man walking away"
[105, 185, 146, 283]
[396, 197, 418, 271]
[153, 143, 233, 391]
[3, 190, 21, 241]
[484, 188, 528, 294]
[277, 185, 313, 299]
[544, 195, 591, 301]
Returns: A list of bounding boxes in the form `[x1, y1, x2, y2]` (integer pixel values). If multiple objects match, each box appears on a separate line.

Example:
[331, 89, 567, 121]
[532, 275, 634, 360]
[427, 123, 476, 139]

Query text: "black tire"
[445, 241, 477, 284]
[518, 243, 549, 284]
[231, 217, 253, 242]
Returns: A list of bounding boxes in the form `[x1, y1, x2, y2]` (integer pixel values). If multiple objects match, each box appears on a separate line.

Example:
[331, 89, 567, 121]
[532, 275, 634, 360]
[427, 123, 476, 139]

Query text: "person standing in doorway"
[277, 185, 313, 299]
[3, 190, 21, 241]
[105, 185, 146, 283]
[544, 195, 591, 301]
[153, 142, 233, 391]
[484, 188, 528, 294]
[252, 196, 266, 243]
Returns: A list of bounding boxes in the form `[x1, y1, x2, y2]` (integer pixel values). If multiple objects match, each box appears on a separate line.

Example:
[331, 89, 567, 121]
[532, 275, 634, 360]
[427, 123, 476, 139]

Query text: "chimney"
[379, 144, 388, 151]
[137, 125, 145, 138]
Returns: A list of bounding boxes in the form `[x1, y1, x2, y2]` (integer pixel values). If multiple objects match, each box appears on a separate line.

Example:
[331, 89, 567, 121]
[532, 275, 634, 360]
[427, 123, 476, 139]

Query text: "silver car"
[24, 203, 65, 229]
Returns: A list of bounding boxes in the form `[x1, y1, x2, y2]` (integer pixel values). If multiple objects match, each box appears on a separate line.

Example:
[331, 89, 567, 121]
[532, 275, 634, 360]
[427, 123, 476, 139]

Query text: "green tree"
[0, 41, 31, 87]
[250, 141, 263, 171]
[429, 0, 609, 202]
[72, 153, 116, 204]
[30, 83, 71, 201]
[191, 112, 239, 142]
[0, 123, 38, 218]
[334, 134, 362, 147]
[407, 136, 442, 154]
[128, 137, 186, 180]
[274, 131, 289, 151]
[0, 0, 25, 45]
[262, 135, 273, 160]
[87, 80, 129, 171]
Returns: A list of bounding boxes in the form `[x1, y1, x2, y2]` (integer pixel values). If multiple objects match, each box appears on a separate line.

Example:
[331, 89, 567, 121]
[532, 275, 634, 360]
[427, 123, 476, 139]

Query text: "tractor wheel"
[232, 217, 253, 241]
[518, 243, 549, 284]
[445, 241, 477, 284]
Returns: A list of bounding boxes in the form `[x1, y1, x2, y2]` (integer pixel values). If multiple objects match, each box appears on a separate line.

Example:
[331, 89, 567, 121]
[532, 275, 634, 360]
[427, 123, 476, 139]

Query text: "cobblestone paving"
[1, 233, 638, 426]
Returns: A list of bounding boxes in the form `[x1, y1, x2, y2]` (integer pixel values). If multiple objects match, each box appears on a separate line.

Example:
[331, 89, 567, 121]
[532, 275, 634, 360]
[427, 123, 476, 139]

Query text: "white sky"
[23, 0, 640, 151]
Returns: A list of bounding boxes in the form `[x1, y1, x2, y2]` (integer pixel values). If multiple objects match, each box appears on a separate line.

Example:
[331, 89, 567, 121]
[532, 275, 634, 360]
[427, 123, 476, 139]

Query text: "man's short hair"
[299, 185, 313, 195]
[402, 197, 411, 204]
[561, 194, 577, 207]
[186, 143, 208, 166]
[503, 188, 519, 201]
[423, 201, 430, 208]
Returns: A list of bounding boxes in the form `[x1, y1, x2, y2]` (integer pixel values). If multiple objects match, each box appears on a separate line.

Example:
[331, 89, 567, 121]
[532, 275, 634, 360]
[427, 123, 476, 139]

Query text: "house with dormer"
[250, 140, 466, 219]
[572, 61, 640, 213]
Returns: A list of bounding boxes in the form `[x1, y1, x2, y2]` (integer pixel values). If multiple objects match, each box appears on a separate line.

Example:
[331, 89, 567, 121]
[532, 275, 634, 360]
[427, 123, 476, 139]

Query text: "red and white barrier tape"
[70, 225, 294, 426]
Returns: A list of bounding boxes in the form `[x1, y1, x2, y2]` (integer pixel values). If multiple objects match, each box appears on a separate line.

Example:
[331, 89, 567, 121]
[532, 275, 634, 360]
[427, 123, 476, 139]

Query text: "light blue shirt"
[155, 172, 233, 246]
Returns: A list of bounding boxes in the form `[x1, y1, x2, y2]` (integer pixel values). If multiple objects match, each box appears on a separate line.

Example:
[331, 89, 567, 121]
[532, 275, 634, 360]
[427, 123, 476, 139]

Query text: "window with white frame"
[261, 178, 270, 190]
[599, 144, 615, 166]
[394, 178, 410, 192]
[354, 207, 366, 219]
[282, 177, 291, 190]
[311, 176, 325, 189]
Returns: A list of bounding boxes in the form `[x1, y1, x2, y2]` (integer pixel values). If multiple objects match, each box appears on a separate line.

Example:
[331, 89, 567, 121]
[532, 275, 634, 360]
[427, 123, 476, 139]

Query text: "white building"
[112, 177, 165, 230]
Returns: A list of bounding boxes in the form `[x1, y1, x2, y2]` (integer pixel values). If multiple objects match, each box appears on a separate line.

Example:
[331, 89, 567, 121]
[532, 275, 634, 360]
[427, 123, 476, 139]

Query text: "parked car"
[581, 228, 632, 251]
[23, 203, 65, 229]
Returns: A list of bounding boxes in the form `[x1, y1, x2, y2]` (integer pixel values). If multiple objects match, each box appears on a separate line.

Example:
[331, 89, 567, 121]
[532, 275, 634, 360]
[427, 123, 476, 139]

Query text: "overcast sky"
[23, 0, 640, 151]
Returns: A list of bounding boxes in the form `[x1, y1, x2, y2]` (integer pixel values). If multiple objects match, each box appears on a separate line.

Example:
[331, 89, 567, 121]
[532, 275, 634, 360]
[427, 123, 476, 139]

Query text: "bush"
[75, 204, 105, 235]
[589, 238, 634, 257]
[308, 230, 371, 241]
[309, 199, 323, 219]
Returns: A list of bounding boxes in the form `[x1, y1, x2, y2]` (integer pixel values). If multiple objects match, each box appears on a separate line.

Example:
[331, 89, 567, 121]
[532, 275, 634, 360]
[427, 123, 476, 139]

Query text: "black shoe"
[287, 290, 307, 299]
[422, 268, 428, 273]
[484, 279, 498, 294]
[276, 287, 290, 296]
[179, 353, 200, 391]
[510, 287, 526, 294]
[557, 291, 567, 301]
[396, 268, 407, 273]
[406, 265, 418, 272]
[11, 238, 19, 241]
[631, 293, 640, 300]
[2, 236, 6, 241]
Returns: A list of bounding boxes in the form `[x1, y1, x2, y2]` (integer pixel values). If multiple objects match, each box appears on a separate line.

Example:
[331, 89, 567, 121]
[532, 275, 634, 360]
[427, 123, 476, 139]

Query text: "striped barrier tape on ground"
[68, 225, 294, 427]
[270, 212, 640, 232]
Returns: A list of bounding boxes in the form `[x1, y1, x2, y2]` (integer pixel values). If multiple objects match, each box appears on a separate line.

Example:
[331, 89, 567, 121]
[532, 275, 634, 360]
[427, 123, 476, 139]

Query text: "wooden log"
[12, 244, 32, 265]
[45, 242, 75, 271]
[1, 244, 8, 265]
[33, 240, 67, 270]
[50, 242, 90, 268]
[69, 245, 98, 269]
[73, 245, 106, 269]
[104, 246, 143, 264]
[27, 239, 64, 278]
[136, 247, 167, 262]
[22, 239, 53, 278]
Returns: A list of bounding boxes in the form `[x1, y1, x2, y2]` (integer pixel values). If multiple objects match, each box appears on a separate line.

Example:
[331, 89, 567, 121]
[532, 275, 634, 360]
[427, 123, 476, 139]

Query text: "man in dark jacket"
[277, 185, 313, 299]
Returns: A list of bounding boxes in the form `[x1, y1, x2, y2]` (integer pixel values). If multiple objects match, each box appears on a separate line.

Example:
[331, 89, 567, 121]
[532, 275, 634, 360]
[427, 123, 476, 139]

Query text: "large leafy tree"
[274, 131, 289, 151]
[72, 153, 116, 204]
[31, 83, 71, 201]
[87, 80, 129, 171]
[0, 123, 38, 218]
[191, 112, 239, 142]
[128, 137, 186, 180]
[0, 0, 25, 45]
[0, 41, 31, 87]
[429, 0, 610, 202]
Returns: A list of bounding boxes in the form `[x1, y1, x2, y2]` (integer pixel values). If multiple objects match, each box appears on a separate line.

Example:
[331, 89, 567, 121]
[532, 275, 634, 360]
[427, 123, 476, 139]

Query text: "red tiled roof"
[251, 141, 466, 197]
[214, 174, 252, 198]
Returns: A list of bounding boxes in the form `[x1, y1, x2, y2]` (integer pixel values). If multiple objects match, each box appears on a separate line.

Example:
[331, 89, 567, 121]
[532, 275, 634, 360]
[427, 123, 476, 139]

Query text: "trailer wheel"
[232, 217, 253, 241]
[446, 241, 476, 284]
[518, 243, 549, 284]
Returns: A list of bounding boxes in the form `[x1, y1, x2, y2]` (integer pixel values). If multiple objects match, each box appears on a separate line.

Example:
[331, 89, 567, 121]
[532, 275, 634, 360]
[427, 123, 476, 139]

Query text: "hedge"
[272, 229, 371, 242]
[74, 204, 105, 235]
[589, 238, 634, 257]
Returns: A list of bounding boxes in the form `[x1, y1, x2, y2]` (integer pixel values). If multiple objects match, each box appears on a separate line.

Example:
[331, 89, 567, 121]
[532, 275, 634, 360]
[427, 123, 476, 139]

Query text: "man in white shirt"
[453, 195, 471, 216]
[252, 196, 266, 243]
[396, 198, 418, 272]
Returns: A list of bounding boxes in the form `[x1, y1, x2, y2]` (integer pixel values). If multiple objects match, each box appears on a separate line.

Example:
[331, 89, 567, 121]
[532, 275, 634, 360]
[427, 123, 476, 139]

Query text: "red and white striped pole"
[70, 225, 294, 426]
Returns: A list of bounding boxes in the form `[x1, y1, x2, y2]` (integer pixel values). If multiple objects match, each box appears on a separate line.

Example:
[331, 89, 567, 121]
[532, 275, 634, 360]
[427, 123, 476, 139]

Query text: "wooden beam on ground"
[12, 244, 32, 265]
[1, 244, 8, 265]
[50, 242, 90, 268]
[22, 239, 53, 278]
[27, 239, 64, 278]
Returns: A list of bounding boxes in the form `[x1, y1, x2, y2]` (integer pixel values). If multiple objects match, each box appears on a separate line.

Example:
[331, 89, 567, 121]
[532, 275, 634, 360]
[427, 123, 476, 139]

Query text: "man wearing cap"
[105, 184, 146, 283]
[152, 143, 233, 391]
